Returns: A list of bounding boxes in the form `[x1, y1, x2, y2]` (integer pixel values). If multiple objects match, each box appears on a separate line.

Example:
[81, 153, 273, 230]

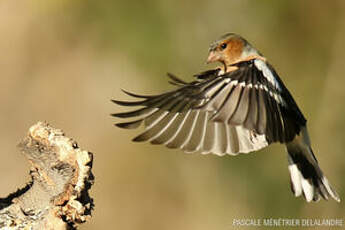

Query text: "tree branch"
[0, 122, 94, 230]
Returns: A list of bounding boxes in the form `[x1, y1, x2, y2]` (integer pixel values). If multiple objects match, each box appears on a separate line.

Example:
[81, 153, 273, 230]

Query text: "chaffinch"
[112, 33, 340, 202]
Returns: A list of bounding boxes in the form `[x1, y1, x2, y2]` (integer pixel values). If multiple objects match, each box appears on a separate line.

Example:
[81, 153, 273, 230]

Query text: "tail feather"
[286, 127, 340, 202]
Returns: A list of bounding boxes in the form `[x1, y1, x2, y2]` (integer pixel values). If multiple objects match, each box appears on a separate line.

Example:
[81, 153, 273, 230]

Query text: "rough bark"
[0, 122, 94, 230]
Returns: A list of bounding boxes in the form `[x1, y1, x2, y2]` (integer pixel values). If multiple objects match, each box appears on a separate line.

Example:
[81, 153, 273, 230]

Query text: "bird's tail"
[286, 127, 340, 202]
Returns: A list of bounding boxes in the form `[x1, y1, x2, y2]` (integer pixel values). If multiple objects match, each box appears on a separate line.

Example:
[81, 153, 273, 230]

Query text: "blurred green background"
[0, 0, 344, 229]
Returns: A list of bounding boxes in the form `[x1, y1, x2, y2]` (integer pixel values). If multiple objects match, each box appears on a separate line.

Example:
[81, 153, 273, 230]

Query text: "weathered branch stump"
[0, 122, 94, 230]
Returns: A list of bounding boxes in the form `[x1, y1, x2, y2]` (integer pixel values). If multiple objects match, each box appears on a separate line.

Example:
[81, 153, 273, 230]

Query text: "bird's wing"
[112, 59, 306, 155]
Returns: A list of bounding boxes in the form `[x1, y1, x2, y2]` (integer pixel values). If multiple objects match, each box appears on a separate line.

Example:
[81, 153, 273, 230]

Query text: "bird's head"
[207, 33, 259, 66]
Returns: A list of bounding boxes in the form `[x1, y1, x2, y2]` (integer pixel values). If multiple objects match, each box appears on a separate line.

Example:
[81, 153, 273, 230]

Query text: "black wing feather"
[113, 59, 306, 147]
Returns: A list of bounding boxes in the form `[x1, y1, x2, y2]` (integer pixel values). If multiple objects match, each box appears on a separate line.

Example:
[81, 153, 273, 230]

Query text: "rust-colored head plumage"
[207, 33, 260, 67]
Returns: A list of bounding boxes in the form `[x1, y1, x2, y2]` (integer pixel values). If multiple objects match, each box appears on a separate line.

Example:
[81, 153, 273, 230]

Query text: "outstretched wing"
[112, 59, 306, 155]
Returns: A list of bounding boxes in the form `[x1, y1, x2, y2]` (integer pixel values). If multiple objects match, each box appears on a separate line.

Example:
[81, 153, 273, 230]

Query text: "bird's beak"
[206, 51, 219, 64]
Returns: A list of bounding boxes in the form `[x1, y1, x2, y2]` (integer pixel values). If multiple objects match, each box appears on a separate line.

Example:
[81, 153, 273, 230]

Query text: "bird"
[112, 33, 340, 202]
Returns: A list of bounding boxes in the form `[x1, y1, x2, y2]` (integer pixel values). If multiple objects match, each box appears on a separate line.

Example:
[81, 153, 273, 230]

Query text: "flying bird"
[112, 33, 340, 202]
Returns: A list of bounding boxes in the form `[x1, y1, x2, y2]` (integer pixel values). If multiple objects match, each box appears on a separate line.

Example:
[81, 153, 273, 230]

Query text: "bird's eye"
[220, 43, 227, 50]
